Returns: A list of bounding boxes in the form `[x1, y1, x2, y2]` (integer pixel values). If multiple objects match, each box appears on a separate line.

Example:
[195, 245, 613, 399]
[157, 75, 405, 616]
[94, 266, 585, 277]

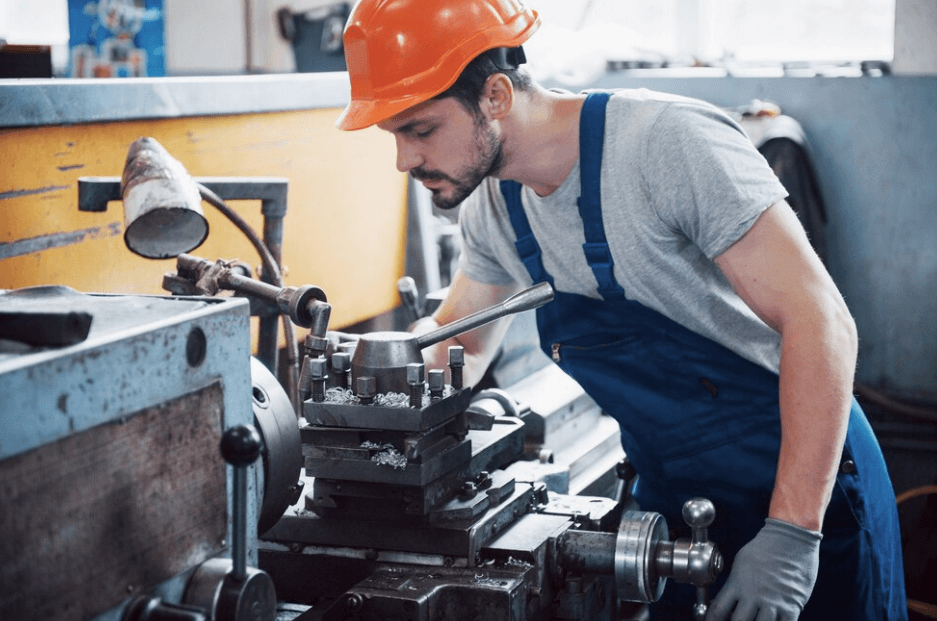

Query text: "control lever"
[655, 499, 723, 620]
[183, 425, 277, 621]
[221, 425, 260, 582]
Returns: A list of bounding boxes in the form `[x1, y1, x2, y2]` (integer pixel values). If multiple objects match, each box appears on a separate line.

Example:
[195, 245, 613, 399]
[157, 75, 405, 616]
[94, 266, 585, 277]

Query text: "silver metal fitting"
[428, 369, 445, 400]
[407, 363, 425, 408]
[356, 376, 376, 405]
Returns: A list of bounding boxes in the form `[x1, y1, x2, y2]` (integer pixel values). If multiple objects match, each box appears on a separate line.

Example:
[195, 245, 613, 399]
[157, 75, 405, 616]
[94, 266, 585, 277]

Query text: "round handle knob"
[682, 498, 716, 532]
[220, 424, 262, 467]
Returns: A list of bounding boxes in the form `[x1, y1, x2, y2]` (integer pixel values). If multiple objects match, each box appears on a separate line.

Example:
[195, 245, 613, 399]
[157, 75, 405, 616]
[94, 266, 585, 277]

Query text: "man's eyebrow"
[394, 119, 434, 135]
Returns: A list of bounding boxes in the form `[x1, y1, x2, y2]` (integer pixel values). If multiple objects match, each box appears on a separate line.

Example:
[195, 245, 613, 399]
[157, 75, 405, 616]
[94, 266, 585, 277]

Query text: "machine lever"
[220, 425, 262, 582]
[415, 282, 553, 349]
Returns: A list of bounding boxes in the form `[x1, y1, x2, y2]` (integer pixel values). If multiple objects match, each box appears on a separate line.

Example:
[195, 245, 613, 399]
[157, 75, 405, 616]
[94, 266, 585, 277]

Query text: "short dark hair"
[435, 47, 533, 121]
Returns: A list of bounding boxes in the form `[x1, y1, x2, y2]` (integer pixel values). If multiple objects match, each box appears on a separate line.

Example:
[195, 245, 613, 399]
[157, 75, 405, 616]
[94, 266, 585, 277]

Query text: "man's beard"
[411, 120, 504, 210]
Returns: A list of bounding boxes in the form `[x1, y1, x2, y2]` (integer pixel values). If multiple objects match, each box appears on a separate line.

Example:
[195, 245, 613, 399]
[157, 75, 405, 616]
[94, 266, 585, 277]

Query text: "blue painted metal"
[0, 73, 351, 128]
[0, 288, 261, 620]
[0, 289, 253, 458]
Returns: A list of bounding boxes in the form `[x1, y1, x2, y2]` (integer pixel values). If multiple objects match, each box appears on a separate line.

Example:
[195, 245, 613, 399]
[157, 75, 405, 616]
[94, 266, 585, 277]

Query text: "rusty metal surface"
[0, 382, 227, 621]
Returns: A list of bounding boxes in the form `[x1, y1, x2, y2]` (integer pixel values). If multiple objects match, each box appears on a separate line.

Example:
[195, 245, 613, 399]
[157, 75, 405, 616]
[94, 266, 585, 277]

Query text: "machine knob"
[221, 424, 262, 468]
[683, 497, 716, 536]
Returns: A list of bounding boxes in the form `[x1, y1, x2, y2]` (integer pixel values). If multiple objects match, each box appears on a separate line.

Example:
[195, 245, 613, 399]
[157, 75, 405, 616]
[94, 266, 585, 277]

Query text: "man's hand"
[707, 518, 822, 621]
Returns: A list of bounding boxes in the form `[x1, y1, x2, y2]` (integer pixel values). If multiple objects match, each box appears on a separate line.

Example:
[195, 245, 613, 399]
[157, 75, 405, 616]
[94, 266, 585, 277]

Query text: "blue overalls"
[498, 92, 907, 620]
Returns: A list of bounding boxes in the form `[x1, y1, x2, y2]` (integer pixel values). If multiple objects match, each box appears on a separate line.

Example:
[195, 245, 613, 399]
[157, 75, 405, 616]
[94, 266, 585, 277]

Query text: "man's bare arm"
[410, 269, 522, 387]
[714, 199, 857, 531]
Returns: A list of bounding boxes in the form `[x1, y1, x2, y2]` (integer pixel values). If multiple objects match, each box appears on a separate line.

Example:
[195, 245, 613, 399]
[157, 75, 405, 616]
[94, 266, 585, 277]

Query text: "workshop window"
[526, 0, 895, 66]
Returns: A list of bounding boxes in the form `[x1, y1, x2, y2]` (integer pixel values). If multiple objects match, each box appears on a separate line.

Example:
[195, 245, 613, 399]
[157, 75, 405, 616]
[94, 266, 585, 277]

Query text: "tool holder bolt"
[407, 363, 425, 408]
[448, 346, 464, 389]
[356, 376, 376, 405]
[309, 357, 328, 403]
[331, 352, 351, 390]
[428, 369, 445, 400]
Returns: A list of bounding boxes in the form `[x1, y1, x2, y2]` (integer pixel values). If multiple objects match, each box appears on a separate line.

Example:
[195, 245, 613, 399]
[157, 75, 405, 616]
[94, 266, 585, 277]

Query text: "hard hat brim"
[336, 93, 428, 131]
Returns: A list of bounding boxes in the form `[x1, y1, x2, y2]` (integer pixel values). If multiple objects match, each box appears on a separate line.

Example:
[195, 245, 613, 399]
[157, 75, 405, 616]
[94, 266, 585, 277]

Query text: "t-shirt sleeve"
[643, 102, 789, 259]
[457, 182, 518, 286]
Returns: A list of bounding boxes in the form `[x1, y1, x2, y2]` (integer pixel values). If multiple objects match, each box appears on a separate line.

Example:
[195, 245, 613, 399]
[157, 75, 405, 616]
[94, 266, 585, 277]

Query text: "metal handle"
[415, 282, 554, 349]
[219, 425, 262, 582]
[680, 498, 722, 621]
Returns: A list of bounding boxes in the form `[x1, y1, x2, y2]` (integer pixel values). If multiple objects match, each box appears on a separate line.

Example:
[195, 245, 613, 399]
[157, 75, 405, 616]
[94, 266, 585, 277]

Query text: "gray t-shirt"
[457, 88, 789, 373]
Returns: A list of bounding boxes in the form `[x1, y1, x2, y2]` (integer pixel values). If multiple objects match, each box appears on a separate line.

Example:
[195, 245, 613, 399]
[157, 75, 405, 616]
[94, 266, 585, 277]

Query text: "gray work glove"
[707, 518, 822, 621]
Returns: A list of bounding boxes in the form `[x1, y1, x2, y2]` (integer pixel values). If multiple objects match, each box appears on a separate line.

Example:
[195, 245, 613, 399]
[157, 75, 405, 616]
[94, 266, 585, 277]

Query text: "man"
[336, 1, 907, 619]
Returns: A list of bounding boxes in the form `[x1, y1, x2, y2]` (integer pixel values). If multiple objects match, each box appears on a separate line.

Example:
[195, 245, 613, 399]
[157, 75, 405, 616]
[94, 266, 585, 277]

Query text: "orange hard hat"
[336, 0, 541, 131]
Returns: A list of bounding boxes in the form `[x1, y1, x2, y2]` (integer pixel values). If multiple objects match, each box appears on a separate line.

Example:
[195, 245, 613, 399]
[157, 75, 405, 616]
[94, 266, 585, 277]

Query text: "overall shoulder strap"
[578, 92, 626, 301]
[499, 179, 554, 286]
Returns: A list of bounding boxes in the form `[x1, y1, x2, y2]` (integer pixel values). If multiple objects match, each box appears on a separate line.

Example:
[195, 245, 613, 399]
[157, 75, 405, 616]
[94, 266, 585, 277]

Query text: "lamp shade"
[120, 137, 208, 259]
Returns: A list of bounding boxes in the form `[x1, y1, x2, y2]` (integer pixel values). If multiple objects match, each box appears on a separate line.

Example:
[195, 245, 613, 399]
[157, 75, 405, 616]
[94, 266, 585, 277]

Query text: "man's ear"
[480, 73, 514, 121]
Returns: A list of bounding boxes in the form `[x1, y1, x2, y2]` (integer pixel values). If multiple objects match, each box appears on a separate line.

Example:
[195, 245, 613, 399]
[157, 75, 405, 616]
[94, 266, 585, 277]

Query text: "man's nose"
[395, 136, 423, 173]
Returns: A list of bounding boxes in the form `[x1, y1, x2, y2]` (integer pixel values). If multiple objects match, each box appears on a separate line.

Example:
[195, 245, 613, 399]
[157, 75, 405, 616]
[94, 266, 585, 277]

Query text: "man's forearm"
[770, 312, 857, 531]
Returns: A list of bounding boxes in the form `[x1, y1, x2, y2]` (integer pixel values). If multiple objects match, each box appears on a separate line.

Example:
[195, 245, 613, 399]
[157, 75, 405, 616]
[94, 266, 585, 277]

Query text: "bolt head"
[407, 362, 425, 384]
[309, 356, 328, 380]
[332, 352, 351, 372]
[356, 375, 376, 398]
[448, 345, 464, 366]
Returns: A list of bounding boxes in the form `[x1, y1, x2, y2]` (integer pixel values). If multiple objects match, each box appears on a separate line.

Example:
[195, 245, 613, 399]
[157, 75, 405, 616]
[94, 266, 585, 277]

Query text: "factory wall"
[0, 76, 408, 334]
[572, 74, 937, 397]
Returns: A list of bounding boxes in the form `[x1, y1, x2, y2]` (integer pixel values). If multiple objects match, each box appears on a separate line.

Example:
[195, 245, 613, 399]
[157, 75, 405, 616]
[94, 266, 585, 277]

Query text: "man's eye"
[415, 127, 434, 138]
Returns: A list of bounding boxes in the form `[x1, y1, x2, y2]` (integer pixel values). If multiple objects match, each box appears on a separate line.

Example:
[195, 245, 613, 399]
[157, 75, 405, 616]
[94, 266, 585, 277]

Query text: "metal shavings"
[324, 387, 356, 403]
[505, 557, 532, 568]
[322, 385, 455, 408]
[359, 440, 388, 450]
[360, 440, 408, 470]
[373, 391, 410, 408]
[371, 446, 408, 470]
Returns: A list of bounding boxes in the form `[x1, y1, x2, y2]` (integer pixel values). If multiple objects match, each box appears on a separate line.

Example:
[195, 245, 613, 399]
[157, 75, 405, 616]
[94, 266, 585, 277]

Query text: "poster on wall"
[68, 0, 164, 77]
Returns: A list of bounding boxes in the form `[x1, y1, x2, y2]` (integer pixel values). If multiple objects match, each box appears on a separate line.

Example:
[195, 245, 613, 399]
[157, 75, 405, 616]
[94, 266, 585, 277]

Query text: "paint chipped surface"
[0, 185, 70, 201]
[0, 223, 122, 260]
